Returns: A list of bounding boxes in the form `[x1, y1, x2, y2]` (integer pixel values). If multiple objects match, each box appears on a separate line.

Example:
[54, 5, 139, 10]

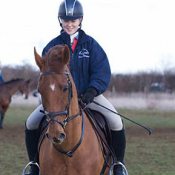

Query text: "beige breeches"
[26, 95, 123, 131]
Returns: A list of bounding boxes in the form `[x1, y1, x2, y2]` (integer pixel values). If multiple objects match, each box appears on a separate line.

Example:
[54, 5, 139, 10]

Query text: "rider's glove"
[81, 87, 98, 104]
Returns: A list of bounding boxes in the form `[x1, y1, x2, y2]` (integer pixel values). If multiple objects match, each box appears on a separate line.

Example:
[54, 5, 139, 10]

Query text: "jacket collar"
[60, 29, 89, 48]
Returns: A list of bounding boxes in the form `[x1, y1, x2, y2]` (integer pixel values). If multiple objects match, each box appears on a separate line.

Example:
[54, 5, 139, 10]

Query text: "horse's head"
[19, 79, 31, 99]
[34, 45, 71, 145]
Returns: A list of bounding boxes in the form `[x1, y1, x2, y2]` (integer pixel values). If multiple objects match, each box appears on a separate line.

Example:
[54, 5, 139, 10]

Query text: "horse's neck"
[7, 81, 22, 96]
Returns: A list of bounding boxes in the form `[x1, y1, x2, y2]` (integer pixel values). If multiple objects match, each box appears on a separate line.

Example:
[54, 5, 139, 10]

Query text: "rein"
[40, 70, 84, 157]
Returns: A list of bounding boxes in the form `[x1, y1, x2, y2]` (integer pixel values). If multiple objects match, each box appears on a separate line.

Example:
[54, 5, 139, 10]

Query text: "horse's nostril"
[46, 132, 66, 144]
[59, 132, 66, 140]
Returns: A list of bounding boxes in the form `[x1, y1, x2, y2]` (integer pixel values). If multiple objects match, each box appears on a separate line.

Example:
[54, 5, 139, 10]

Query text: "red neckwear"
[71, 38, 78, 52]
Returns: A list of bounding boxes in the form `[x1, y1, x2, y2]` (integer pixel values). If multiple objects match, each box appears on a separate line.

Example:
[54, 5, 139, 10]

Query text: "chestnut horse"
[34, 45, 113, 175]
[0, 78, 30, 129]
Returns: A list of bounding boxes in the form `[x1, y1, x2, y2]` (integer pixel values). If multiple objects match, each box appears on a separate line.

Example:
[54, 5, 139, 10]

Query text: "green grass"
[0, 106, 36, 175]
[3, 106, 37, 126]
[117, 109, 175, 175]
[125, 131, 175, 175]
[0, 106, 175, 175]
[118, 108, 175, 128]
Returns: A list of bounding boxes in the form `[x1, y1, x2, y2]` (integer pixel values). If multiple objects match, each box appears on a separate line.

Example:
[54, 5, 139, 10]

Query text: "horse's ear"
[62, 45, 70, 65]
[34, 47, 44, 69]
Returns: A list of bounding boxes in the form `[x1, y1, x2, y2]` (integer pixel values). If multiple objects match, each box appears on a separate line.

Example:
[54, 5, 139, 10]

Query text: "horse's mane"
[4, 78, 24, 84]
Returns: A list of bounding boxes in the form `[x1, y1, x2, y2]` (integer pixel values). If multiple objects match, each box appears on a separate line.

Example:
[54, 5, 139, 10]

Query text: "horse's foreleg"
[0, 111, 4, 129]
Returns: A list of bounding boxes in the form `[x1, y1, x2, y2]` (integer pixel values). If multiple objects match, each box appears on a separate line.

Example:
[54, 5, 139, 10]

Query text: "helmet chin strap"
[58, 18, 62, 27]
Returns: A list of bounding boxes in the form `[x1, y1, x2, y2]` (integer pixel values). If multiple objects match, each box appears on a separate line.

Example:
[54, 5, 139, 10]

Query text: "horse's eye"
[63, 86, 68, 92]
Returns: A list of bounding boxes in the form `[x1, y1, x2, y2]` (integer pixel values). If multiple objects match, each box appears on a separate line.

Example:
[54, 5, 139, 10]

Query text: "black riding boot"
[111, 128, 126, 175]
[25, 128, 39, 175]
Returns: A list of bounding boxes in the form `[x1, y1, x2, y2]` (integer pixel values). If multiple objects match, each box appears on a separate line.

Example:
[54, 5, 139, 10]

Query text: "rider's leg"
[88, 95, 126, 175]
[25, 104, 44, 175]
[111, 127, 126, 175]
[25, 128, 39, 175]
[88, 95, 123, 130]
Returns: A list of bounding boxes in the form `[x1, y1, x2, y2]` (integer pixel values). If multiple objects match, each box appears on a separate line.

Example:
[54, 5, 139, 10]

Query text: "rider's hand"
[81, 87, 97, 104]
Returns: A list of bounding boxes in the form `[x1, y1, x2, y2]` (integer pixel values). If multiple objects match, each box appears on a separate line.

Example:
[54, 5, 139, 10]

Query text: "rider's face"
[61, 18, 82, 35]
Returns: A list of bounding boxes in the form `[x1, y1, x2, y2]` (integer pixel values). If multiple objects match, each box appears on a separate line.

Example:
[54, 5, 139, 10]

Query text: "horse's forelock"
[47, 45, 63, 59]
[44, 45, 65, 72]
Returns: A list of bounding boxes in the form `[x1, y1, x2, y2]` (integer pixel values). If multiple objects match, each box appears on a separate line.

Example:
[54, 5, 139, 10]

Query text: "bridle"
[40, 70, 85, 157]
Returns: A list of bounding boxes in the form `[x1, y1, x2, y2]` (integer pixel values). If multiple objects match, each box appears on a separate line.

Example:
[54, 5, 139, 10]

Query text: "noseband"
[40, 70, 84, 157]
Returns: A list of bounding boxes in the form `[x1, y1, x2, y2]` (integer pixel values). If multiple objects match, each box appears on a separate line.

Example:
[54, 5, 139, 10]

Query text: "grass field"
[0, 106, 175, 175]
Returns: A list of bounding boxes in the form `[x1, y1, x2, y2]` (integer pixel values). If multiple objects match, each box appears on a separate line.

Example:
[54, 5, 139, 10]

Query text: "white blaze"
[50, 84, 55, 91]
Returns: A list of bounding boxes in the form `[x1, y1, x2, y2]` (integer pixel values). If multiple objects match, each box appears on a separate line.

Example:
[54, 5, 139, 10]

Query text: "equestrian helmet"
[58, 0, 83, 20]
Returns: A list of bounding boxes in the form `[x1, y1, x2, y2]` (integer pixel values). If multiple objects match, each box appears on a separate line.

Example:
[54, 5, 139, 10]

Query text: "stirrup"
[114, 162, 129, 175]
[22, 161, 40, 175]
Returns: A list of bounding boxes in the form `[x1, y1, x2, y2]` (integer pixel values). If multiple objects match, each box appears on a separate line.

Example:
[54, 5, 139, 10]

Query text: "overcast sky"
[0, 0, 175, 73]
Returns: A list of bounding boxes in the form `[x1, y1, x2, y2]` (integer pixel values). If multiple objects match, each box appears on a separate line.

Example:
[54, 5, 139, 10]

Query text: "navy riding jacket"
[42, 29, 111, 96]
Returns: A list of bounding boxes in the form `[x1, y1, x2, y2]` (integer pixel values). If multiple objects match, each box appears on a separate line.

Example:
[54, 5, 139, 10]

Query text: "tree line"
[108, 70, 175, 93]
[2, 63, 175, 94]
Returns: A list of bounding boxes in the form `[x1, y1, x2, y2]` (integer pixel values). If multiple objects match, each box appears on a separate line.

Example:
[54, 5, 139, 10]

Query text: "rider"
[24, 0, 127, 175]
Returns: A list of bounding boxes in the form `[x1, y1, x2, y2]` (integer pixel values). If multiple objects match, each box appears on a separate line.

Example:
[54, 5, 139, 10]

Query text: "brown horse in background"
[34, 45, 112, 175]
[0, 78, 30, 129]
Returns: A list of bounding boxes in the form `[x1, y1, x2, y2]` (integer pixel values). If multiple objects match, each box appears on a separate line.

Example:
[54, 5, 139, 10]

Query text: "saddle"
[84, 108, 112, 150]
[83, 107, 117, 169]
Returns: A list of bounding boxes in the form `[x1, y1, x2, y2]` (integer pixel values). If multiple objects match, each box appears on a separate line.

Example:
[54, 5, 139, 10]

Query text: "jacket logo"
[78, 49, 90, 58]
